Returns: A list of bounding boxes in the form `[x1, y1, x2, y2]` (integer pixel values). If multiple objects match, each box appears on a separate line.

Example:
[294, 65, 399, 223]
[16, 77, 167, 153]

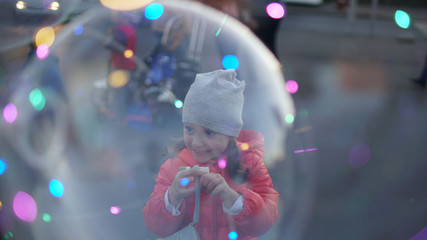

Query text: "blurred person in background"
[411, 54, 427, 88]
[248, 0, 282, 59]
[199, 0, 281, 59]
[198, 0, 253, 58]
[104, 13, 138, 124]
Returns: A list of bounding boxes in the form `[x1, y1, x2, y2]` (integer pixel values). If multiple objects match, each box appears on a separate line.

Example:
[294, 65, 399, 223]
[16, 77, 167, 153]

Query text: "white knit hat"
[182, 69, 245, 137]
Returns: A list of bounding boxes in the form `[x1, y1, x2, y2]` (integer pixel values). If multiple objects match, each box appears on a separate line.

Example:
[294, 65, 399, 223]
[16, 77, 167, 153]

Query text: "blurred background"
[0, 0, 427, 240]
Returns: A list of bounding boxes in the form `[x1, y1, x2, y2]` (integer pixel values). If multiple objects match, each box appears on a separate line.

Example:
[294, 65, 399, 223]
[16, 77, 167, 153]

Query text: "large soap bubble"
[0, 1, 307, 239]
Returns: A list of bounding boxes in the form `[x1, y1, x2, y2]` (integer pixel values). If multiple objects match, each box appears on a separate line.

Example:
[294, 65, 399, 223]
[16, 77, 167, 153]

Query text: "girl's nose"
[192, 133, 205, 148]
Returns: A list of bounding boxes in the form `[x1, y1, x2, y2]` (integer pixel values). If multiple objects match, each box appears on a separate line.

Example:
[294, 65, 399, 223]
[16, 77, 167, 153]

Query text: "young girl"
[143, 69, 279, 240]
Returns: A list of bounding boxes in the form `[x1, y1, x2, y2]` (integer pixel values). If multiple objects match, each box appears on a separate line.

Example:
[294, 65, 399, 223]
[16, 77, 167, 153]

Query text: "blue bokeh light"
[180, 178, 190, 186]
[147, 53, 177, 84]
[0, 159, 7, 175]
[49, 179, 64, 198]
[228, 231, 238, 239]
[74, 25, 84, 35]
[222, 55, 239, 70]
[145, 3, 164, 20]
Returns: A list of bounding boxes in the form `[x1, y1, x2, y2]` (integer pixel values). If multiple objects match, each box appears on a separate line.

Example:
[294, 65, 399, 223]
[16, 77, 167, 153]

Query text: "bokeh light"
[126, 101, 152, 132]
[0, 200, 2, 210]
[29, 88, 46, 111]
[228, 231, 238, 240]
[2, 232, 13, 240]
[110, 206, 121, 215]
[218, 159, 227, 169]
[36, 44, 50, 60]
[35, 26, 55, 47]
[266, 2, 286, 19]
[0, 159, 7, 175]
[145, 3, 164, 20]
[395, 10, 410, 29]
[16, 1, 26, 9]
[349, 143, 371, 168]
[49, 179, 64, 198]
[295, 125, 312, 133]
[100, 0, 152, 11]
[411, 226, 427, 240]
[42, 213, 51, 222]
[240, 143, 249, 151]
[108, 70, 129, 88]
[180, 177, 190, 186]
[74, 25, 84, 35]
[124, 49, 134, 58]
[285, 113, 294, 124]
[222, 55, 239, 70]
[13, 191, 38, 222]
[286, 80, 299, 94]
[294, 148, 318, 154]
[174, 99, 183, 109]
[298, 109, 309, 118]
[49, 1, 60, 11]
[147, 53, 177, 84]
[3, 103, 18, 123]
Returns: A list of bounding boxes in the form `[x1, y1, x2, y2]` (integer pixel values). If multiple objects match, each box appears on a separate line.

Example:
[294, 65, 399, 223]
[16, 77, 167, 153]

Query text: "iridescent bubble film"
[0, 1, 295, 239]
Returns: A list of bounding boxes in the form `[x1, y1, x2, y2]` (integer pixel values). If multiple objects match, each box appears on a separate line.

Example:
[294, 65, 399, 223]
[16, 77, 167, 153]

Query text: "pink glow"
[286, 80, 299, 94]
[218, 159, 227, 169]
[13, 191, 38, 222]
[294, 148, 318, 154]
[266, 3, 285, 19]
[305, 148, 318, 152]
[36, 44, 49, 60]
[110, 206, 121, 215]
[3, 103, 17, 123]
[349, 143, 371, 168]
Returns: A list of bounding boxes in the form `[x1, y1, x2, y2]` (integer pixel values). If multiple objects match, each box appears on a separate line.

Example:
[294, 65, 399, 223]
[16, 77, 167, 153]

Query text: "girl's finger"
[179, 187, 196, 198]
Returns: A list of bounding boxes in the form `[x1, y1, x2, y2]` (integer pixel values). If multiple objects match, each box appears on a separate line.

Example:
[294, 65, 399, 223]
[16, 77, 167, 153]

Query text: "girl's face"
[183, 123, 231, 164]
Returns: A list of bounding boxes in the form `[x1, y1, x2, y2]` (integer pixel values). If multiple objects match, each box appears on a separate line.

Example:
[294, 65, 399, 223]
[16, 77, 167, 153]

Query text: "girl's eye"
[205, 130, 215, 136]
[185, 126, 194, 133]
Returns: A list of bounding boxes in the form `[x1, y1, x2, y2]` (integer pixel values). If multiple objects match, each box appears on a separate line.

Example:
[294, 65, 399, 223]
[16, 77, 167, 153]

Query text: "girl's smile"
[183, 123, 231, 164]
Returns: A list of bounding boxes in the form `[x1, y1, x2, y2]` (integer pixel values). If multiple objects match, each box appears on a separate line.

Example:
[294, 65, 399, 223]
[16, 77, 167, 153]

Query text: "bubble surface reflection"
[0, 1, 296, 239]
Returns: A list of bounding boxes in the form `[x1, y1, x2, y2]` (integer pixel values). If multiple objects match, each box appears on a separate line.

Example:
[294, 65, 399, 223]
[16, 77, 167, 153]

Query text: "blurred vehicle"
[14, 0, 61, 16]
[11, 0, 67, 25]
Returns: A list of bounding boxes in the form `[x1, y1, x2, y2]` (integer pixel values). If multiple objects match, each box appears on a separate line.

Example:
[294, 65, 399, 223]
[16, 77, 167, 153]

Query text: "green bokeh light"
[42, 213, 51, 222]
[285, 114, 294, 124]
[395, 10, 410, 29]
[3, 232, 13, 239]
[29, 88, 46, 111]
[174, 99, 183, 109]
[299, 109, 309, 118]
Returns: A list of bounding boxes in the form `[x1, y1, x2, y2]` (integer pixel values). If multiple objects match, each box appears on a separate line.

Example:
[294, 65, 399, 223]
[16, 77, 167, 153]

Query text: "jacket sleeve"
[143, 160, 189, 237]
[232, 153, 280, 237]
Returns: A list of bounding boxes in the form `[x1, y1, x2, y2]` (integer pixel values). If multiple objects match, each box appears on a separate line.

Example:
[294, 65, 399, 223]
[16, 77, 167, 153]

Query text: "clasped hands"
[168, 169, 240, 208]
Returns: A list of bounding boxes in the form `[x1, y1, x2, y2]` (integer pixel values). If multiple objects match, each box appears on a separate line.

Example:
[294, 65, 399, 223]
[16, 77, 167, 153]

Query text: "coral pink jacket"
[143, 130, 279, 240]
